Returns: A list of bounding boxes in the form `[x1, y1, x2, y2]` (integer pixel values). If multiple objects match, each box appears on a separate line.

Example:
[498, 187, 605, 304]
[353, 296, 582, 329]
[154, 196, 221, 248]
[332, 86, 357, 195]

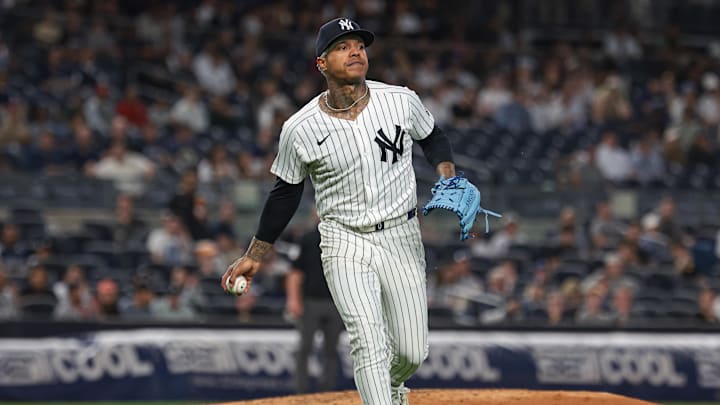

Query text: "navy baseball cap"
[315, 18, 375, 57]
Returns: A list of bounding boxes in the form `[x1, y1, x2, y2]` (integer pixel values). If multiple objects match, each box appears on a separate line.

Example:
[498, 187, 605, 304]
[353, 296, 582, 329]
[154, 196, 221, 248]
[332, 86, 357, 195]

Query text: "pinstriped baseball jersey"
[270, 80, 435, 227]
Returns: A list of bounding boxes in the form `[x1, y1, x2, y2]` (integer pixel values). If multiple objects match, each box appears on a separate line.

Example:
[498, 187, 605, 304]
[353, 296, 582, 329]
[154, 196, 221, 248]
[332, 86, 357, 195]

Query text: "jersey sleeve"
[407, 88, 435, 141]
[270, 122, 308, 184]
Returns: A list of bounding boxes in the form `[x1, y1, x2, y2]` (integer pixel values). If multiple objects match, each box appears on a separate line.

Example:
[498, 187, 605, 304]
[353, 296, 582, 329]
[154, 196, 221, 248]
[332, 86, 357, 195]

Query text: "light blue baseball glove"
[421, 173, 502, 241]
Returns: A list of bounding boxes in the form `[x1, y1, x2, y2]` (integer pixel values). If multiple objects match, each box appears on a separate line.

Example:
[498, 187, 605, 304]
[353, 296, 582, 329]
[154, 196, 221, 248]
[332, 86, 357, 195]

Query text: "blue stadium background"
[0, 0, 720, 403]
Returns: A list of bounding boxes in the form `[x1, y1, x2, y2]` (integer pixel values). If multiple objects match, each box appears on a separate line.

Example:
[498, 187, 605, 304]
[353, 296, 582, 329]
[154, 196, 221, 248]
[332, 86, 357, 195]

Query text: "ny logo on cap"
[338, 19, 354, 31]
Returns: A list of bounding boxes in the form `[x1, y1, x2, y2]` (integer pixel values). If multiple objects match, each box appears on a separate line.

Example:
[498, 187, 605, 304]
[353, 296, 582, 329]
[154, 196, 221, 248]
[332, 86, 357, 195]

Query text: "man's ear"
[316, 57, 327, 73]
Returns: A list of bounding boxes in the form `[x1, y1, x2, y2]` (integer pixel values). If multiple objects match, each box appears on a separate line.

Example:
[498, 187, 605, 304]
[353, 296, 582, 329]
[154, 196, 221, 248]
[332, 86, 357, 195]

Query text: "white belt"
[352, 208, 417, 233]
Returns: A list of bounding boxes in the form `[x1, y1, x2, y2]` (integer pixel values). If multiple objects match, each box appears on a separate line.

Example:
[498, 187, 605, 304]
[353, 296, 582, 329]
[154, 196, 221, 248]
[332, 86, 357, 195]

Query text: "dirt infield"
[221, 389, 660, 404]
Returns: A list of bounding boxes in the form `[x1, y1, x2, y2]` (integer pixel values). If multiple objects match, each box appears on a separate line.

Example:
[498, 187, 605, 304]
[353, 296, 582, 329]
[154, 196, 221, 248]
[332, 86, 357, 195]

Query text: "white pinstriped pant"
[319, 216, 429, 405]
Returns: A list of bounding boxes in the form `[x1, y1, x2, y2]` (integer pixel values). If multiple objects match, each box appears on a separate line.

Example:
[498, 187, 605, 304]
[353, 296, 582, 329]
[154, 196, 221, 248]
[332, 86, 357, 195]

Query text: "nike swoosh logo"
[317, 135, 331, 146]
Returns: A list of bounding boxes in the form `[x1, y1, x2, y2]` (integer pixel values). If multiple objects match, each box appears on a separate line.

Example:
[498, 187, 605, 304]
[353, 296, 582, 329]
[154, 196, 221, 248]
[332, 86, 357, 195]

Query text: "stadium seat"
[83, 240, 118, 268]
[643, 273, 675, 291]
[52, 234, 92, 255]
[197, 294, 236, 316]
[664, 301, 698, 319]
[82, 221, 114, 241]
[19, 296, 57, 318]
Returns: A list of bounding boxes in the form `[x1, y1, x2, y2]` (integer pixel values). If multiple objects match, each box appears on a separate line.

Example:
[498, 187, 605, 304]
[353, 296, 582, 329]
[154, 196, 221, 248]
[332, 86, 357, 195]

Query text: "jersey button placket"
[352, 121, 372, 224]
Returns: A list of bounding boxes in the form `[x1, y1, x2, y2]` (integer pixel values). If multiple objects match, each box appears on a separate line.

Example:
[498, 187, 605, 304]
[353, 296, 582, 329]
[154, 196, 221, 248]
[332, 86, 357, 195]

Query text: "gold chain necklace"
[324, 85, 369, 112]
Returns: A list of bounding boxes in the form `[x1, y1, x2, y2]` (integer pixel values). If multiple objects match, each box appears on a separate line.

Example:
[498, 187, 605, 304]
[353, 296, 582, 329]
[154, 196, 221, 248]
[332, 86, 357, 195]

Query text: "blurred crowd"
[0, 0, 719, 326]
[428, 195, 720, 327]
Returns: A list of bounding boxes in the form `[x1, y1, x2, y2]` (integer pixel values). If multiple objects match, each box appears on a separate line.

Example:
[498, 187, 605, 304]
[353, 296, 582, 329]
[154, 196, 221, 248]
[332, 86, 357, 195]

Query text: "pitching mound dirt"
[220, 389, 659, 404]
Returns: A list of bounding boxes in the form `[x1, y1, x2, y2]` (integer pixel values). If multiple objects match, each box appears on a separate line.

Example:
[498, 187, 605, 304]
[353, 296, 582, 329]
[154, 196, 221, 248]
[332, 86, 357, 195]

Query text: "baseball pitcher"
[222, 17, 499, 405]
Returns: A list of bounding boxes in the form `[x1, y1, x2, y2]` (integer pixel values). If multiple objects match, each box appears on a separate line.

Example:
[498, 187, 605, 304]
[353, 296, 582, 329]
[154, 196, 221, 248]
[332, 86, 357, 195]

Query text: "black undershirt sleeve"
[417, 124, 454, 168]
[255, 178, 304, 244]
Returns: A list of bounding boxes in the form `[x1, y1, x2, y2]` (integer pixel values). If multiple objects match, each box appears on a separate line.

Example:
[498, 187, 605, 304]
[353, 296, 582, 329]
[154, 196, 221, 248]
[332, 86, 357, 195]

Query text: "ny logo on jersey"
[338, 19, 354, 31]
[374, 125, 405, 164]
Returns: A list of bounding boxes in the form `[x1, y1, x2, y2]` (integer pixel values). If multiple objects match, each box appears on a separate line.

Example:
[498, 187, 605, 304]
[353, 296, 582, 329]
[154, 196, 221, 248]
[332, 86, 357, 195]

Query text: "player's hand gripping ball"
[225, 275, 248, 296]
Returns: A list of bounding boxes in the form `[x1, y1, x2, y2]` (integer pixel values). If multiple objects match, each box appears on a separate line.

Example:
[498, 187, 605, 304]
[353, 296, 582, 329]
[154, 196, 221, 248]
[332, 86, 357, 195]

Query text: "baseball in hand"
[226, 275, 248, 295]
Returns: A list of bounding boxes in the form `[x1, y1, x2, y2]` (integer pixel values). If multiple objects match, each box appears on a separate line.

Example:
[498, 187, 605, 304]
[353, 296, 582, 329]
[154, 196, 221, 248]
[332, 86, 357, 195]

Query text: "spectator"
[138, 123, 172, 170]
[94, 278, 120, 320]
[0, 263, 17, 319]
[216, 232, 243, 270]
[565, 146, 605, 188]
[169, 169, 211, 240]
[24, 239, 53, 269]
[256, 79, 293, 131]
[636, 78, 669, 130]
[166, 125, 201, 173]
[630, 131, 665, 186]
[638, 213, 671, 263]
[451, 87, 479, 128]
[148, 98, 172, 129]
[589, 201, 625, 253]
[595, 131, 632, 183]
[194, 240, 225, 277]
[32, 8, 63, 46]
[0, 100, 31, 148]
[121, 278, 155, 319]
[151, 286, 195, 321]
[549, 207, 590, 260]
[520, 282, 546, 320]
[236, 149, 265, 180]
[616, 241, 643, 268]
[575, 285, 614, 326]
[697, 72, 720, 127]
[560, 278, 584, 316]
[620, 221, 648, 265]
[479, 261, 521, 325]
[603, 27, 643, 62]
[545, 290, 571, 326]
[107, 115, 131, 145]
[198, 145, 238, 185]
[494, 88, 533, 134]
[471, 214, 527, 259]
[192, 42, 236, 97]
[146, 212, 193, 266]
[112, 194, 148, 249]
[696, 288, 720, 324]
[66, 123, 101, 172]
[18, 265, 57, 318]
[88, 139, 155, 196]
[670, 242, 696, 277]
[428, 252, 483, 317]
[0, 223, 29, 274]
[591, 74, 633, 124]
[115, 85, 149, 128]
[168, 266, 204, 309]
[687, 133, 717, 167]
[52, 264, 91, 306]
[484, 261, 518, 298]
[657, 196, 686, 244]
[83, 83, 115, 134]
[169, 84, 208, 134]
[22, 130, 68, 174]
[610, 284, 635, 326]
[477, 73, 512, 118]
[54, 283, 97, 320]
[211, 199, 237, 239]
[581, 253, 637, 294]
[422, 81, 455, 128]
[664, 106, 703, 165]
